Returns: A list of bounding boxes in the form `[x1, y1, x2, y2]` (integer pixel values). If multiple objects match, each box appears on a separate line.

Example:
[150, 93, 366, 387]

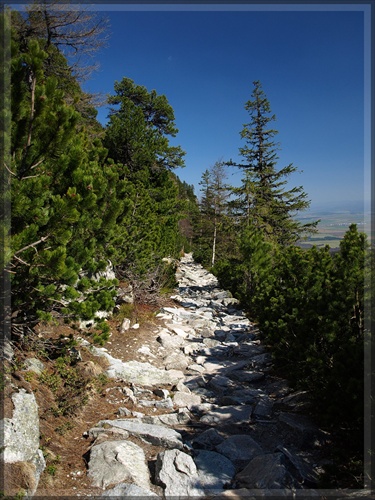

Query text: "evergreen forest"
[1, 3, 372, 490]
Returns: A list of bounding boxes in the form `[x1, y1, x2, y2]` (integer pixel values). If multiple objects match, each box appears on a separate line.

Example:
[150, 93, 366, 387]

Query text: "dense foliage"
[6, 6, 193, 339]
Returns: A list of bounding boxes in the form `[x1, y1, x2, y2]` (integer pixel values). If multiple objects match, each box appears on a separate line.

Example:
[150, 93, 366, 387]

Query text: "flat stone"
[192, 428, 225, 450]
[200, 405, 253, 425]
[208, 375, 236, 394]
[95, 420, 184, 450]
[249, 352, 272, 366]
[173, 391, 201, 409]
[235, 452, 294, 489]
[227, 370, 265, 383]
[210, 488, 257, 499]
[216, 435, 263, 464]
[194, 450, 236, 492]
[105, 360, 184, 387]
[202, 338, 221, 348]
[187, 363, 206, 373]
[88, 427, 130, 440]
[141, 411, 190, 427]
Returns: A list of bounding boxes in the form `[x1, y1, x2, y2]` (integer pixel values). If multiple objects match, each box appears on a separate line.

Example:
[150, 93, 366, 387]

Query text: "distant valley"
[296, 200, 371, 249]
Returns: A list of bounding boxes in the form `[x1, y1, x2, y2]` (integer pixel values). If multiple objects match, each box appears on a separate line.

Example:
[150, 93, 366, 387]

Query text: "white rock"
[88, 440, 150, 490]
[155, 449, 205, 497]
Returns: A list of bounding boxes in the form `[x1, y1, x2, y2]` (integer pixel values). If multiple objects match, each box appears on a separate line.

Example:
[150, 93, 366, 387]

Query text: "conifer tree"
[105, 77, 185, 174]
[232, 80, 318, 245]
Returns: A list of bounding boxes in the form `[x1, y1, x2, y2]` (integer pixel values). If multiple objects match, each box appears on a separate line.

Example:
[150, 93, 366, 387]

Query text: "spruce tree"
[233, 80, 318, 245]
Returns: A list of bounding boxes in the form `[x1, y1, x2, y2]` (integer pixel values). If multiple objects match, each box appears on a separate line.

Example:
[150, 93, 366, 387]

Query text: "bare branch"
[4, 163, 17, 176]
[13, 254, 31, 266]
[14, 235, 50, 256]
[30, 158, 45, 170]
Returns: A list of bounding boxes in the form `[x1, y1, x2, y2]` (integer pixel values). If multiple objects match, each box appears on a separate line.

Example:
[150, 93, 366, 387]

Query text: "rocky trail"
[4, 254, 366, 498]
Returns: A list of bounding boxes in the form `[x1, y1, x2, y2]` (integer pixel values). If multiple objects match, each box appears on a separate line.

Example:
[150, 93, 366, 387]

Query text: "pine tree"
[105, 77, 185, 174]
[232, 80, 318, 245]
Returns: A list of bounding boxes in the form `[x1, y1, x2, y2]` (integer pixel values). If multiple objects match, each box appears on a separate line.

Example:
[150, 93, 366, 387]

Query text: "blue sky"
[79, 5, 369, 211]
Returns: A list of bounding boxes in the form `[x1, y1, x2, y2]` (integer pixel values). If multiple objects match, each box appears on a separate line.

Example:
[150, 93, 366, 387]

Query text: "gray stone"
[88, 426, 130, 440]
[194, 450, 236, 492]
[253, 400, 274, 419]
[199, 405, 253, 425]
[163, 352, 190, 371]
[192, 428, 225, 450]
[105, 359, 184, 387]
[202, 338, 221, 348]
[208, 375, 236, 393]
[230, 343, 265, 358]
[235, 452, 294, 489]
[187, 363, 206, 373]
[141, 410, 190, 427]
[155, 449, 205, 497]
[2, 389, 41, 463]
[138, 398, 173, 409]
[157, 331, 185, 350]
[1, 389, 46, 496]
[276, 445, 319, 485]
[153, 388, 170, 399]
[88, 440, 150, 490]
[30, 449, 47, 496]
[173, 391, 201, 409]
[213, 290, 232, 300]
[216, 435, 263, 464]
[249, 352, 272, 366]
[215, 330, 228, 342]
[3, 340, 14, 361]
[174, 380, 191, 394]
[223, 297, 239, 306]
[101, 483, 160, 497]
[23, 357, 45, 375]
[228, 370, 265, 383]
[95, 419, 184, 450]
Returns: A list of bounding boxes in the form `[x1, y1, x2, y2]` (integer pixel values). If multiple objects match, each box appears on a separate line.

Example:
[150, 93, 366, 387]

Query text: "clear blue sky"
[81, 5, 368, 211]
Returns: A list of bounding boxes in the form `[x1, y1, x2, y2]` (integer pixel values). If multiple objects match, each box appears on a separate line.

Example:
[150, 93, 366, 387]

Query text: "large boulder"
[1, 389, 45, 497]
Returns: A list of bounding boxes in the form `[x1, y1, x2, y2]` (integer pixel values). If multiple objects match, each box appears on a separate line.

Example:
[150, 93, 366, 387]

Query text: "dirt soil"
[4, 299, 181, 498]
